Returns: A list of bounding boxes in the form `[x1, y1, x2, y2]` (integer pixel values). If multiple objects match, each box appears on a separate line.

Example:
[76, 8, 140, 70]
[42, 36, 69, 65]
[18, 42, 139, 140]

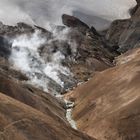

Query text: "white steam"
[9, 30, 72, 95]
[0, 0, 137, 30]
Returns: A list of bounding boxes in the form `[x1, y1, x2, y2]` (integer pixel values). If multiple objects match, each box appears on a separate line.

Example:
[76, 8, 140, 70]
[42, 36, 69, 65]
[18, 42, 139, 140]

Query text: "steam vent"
[0, 0, 140, 140]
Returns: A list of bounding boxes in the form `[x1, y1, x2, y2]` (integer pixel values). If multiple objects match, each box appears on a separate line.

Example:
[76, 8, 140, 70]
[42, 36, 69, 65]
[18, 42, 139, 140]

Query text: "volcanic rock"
[106, 1, 140, 53]
[0, 19, 118, 94]
[39, 15, 118, 87]
[62, 14, 89, 34]
[0, 21, 51, 39]
[0, 36, 11, 58]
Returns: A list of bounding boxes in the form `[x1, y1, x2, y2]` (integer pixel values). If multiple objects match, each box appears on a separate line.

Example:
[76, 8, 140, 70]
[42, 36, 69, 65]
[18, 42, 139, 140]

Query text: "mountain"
[0, 52, 95, 140]
[106, 1, 140, 53]
[0, 1, 140, 140]
[0, 14, 113, 140]
[65, 2, 140, 140]
[0, 16, 118, 95]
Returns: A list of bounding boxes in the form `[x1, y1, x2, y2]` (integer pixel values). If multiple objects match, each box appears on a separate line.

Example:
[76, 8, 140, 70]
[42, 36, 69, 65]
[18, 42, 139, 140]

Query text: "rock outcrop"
[61, 14, 118, 82]
[0, 36, 11, 58]
[106, 1, 140, 53]
[62, 14, 89, 34]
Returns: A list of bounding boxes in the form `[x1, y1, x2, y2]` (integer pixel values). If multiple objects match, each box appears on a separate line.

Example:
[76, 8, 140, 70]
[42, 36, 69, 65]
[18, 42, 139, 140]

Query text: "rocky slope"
[66, 47, 140, 140]
[65, 2, 140, 140]
[61, 14, 118, 83]
[106, 0, 140, 53]
[0, 15, 118, 95]
[0, 91, 95, 140]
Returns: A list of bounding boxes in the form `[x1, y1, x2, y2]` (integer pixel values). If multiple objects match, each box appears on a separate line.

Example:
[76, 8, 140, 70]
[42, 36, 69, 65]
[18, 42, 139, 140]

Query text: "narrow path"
[64, 99, 77, 130]
[56, 94, 77, 129]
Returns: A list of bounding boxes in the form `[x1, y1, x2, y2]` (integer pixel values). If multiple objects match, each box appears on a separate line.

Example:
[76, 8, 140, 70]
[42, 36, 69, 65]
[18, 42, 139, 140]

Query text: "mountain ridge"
[0, 1, 139, 140]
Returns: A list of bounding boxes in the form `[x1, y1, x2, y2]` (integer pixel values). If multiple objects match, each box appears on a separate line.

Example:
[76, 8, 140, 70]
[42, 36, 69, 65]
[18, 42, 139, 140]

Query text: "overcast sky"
[0, 0, 137, 30]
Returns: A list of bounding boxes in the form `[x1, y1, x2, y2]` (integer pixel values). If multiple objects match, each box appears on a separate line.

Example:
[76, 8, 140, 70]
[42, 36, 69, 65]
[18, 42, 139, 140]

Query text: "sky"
[0, 0, 137, 30]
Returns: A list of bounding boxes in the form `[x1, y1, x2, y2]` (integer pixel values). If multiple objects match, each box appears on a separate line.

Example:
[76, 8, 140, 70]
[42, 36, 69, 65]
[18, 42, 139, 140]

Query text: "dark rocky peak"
[0, 21, 52, 39]
[0, 22, 34, 37]
[131, 0, 140, 18]
[17, 22, 34, 30]
[0, 36, 11, 58]
[90, 26, 101, 37]
[62, 14, 102, 38]
[61, 14, 118, 56]
[106, 2, 140, 53]
[136, 0, 140, 6]
[106, 19, 131, 45]
[130, 0, 139, 15]
[62, 14, 89, 34]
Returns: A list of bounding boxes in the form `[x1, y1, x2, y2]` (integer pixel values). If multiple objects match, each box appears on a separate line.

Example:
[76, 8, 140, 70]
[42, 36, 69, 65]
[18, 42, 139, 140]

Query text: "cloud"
[0, 0, 137, 29]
